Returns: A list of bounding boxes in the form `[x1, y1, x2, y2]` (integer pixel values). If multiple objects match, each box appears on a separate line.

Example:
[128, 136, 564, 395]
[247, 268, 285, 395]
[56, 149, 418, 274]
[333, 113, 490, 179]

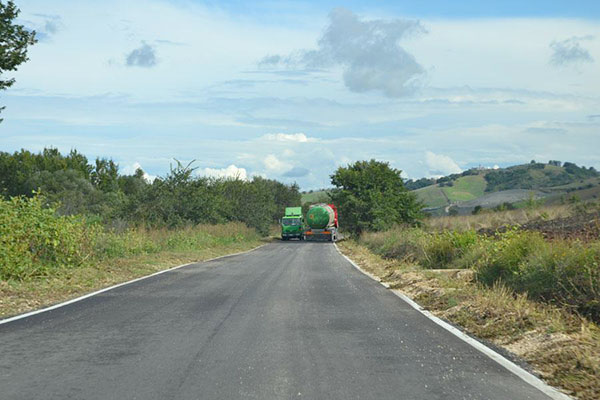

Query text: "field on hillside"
[415, 175, 486, 208]
[414, 162, 600, 214]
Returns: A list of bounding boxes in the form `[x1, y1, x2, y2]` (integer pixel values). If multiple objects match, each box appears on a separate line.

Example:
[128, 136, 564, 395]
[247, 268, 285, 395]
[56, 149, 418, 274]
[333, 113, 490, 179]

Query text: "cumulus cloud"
[262, 133, 316, 142]
[201, 164, 248, 180]
[126, 42, 157, 67]
[260, 8, 426, 97]
[550, 36, 594, 66]
[121, 162, 156, 182]
[282, 166, 310, 178]
[425, 151, 462, 176]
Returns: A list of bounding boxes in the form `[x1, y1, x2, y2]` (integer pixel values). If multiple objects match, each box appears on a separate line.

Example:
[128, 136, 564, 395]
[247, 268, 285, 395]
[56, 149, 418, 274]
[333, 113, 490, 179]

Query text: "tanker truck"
[304, 203, 339, 242]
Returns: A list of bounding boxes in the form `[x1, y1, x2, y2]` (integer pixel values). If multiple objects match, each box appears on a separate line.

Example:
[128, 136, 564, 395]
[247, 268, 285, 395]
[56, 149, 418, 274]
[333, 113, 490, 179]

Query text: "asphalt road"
[0, 241, 557, 400]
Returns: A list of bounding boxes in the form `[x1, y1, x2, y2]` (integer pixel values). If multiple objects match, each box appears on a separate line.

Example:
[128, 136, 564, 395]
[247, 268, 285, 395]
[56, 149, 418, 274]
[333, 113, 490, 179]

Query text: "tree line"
[0, 148, 301, 234]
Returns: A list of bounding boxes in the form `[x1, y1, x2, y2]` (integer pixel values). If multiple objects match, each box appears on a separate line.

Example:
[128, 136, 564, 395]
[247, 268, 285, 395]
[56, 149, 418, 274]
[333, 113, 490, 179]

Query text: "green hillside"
[416, 175, 486, 208]
[413, 162, 600, 209]
[484, 162, 597, 192]
[415, 186, 448, 208]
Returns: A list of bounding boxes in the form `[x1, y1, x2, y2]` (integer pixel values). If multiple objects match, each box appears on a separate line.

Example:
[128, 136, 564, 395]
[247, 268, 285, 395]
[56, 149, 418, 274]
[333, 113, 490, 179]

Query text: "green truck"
[281, 207, 304, 240]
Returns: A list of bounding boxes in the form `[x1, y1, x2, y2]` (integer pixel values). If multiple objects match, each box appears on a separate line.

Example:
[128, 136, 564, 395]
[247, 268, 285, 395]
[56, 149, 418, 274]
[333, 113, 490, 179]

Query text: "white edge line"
[334, 243, 572, 400]
[0, 243, 267, 326]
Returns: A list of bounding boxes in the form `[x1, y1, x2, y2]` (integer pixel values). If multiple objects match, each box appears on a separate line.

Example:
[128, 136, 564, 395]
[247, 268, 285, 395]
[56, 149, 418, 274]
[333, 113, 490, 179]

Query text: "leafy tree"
[472, 205, 483, 215]
[0, 0, 37, 120]
[330, 160, 423, 235]
[0, 148, 302, 234]
[91, 158, 119, 192]
[404, 177, 436, 190]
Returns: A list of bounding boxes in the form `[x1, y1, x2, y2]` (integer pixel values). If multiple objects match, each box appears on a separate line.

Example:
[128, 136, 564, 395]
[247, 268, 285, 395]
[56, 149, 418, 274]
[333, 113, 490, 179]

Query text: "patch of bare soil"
[479, 211, 600, 241]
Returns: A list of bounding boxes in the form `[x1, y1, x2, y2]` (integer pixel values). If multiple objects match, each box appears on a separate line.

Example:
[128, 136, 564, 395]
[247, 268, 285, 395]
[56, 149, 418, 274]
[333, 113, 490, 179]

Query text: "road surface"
[0, 242, 557, 399]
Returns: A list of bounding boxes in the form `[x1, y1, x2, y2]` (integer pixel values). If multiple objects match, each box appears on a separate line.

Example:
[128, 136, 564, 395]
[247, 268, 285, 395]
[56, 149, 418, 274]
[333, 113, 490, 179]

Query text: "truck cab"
[281, 207, 304, 240]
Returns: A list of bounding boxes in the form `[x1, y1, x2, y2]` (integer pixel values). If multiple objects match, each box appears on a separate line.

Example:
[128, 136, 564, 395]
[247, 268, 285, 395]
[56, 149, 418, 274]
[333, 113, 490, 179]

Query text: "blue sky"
[2, 0, 600, 188]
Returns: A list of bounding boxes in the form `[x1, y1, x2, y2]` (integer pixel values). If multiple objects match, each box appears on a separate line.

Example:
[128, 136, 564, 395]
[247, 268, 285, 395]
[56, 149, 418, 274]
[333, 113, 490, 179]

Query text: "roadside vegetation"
[0, 194, 264, 318]
[0, 148, 298, 318]
[359, 223, 600, 322]
[339, 241, 599, 400]
[0, 195, 263, 282]
[337, 196, 600, 398]
[0, 148, 301, 235]
[329, 159, 423, 234]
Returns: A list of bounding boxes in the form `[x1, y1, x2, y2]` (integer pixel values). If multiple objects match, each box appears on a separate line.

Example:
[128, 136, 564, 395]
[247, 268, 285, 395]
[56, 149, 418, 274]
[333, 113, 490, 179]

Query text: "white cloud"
[262, 132, 316, 142]
[201, 164, 248, 180]
[263, 154, 288, 170]
[121, 162, 156, 182]
[425, 151, 462, 176]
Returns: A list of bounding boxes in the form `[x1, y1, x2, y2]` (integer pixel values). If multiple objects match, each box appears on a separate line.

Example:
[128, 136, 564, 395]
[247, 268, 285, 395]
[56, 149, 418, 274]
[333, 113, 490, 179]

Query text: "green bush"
[0, 196, 98, 279]
[516, 240, 600, 320]
[361, 227, 428, 263]
[422, 230, 478, 269]
[475, 229, 546, 285]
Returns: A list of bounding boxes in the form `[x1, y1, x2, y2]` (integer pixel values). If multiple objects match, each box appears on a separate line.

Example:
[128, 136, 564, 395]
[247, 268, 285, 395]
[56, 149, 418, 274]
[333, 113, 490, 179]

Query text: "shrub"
[360, 227, 428, 263]
[422, 230, 478, 269]
[518, 240, 600, 320]
[0, 196, 98, 279]
[475, 230, 546, 285]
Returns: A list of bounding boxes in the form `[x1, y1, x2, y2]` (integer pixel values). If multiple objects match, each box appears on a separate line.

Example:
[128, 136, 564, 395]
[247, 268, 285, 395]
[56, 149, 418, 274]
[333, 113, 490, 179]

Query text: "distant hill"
[483, 162, 598, 192]
[409, 161, 600, 214]
[301, 189, 331, 205]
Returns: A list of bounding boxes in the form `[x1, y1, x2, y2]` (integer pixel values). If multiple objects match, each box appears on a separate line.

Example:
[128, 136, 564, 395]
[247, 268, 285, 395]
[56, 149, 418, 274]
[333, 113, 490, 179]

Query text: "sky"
[2, 0, 600, 189]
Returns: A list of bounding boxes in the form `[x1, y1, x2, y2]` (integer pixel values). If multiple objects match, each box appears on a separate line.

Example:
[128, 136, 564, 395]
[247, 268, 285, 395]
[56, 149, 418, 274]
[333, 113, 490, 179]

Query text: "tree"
[330, 160, 423, 235]
[472, 205, 483, 215]
[0, 1, 36, 120]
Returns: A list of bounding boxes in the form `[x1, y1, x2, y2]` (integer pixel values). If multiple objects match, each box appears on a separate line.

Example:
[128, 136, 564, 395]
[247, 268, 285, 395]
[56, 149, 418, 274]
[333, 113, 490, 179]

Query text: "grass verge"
[338, 240, 600, 400]
[0, 224, 265, 319]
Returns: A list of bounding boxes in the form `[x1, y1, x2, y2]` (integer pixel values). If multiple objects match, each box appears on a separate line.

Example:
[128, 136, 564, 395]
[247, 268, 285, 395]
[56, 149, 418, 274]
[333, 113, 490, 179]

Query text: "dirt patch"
[479, 211, 600, 241]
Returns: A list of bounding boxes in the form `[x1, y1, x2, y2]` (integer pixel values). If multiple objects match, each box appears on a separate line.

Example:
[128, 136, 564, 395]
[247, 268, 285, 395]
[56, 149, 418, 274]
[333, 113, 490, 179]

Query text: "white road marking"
[334, 243, 572, 400]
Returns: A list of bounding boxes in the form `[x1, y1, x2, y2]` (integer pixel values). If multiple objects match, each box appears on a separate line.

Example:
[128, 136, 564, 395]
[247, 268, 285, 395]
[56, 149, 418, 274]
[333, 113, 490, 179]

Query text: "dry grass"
[338, 240, 600, 400]
[0, 235, 264, 319]
[426, 205, 572, 231]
